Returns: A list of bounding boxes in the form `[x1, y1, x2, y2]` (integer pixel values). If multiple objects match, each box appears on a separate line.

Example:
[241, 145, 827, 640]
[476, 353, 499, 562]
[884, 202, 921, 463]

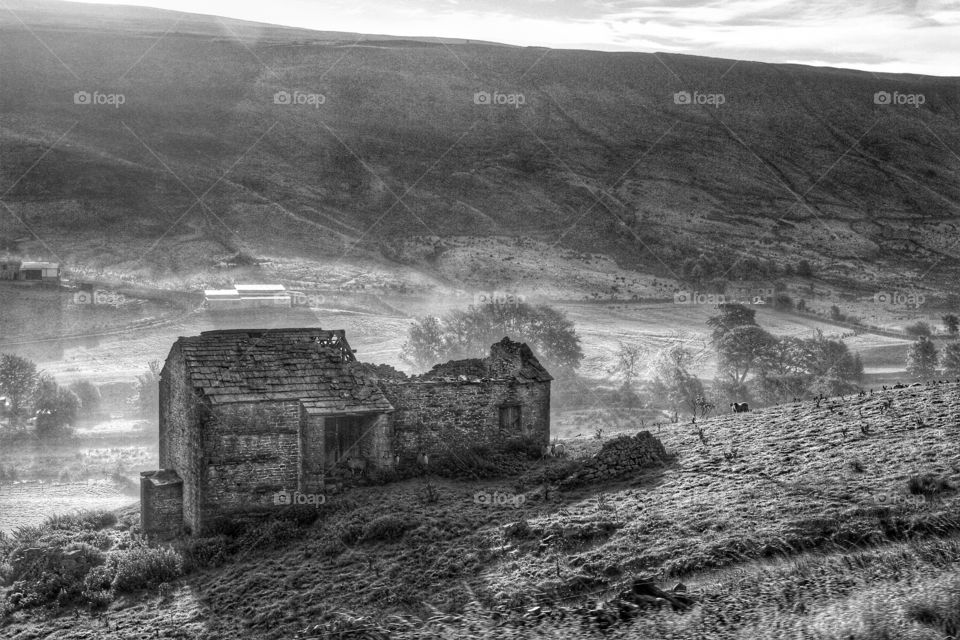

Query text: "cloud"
[62, 0, 959, 76]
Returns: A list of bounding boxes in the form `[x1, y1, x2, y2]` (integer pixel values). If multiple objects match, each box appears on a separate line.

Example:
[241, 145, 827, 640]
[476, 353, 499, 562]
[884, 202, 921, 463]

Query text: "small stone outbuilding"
[142, 328, 551, 536]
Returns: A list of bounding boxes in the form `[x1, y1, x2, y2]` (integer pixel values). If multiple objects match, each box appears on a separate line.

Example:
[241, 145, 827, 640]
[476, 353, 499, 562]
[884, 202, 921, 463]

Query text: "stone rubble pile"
[560, 431, 667, 488]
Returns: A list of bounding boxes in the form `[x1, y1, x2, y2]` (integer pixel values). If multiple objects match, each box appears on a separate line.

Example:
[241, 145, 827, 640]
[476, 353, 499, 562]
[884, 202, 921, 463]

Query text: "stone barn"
[142, 328, 552, 536]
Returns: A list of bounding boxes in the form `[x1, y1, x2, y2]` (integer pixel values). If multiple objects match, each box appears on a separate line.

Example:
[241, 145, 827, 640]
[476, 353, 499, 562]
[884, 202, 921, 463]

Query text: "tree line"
[0, 354, 160, 438]
[399, 301, 960, 419]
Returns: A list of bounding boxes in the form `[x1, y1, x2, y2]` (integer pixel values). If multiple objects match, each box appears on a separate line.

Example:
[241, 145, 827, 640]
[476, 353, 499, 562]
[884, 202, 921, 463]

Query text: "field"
[0, 277, 934, 531]
[3, 284, 928, 387]
[0, 481, 137, 535]
[0, 267, 946, 546]
[1, 382, 958, 638]
[0, 432, 156, 533]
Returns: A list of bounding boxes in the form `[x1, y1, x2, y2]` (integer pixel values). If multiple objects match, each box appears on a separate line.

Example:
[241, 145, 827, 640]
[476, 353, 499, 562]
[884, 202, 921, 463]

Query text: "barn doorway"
[324, 415, 365, 470]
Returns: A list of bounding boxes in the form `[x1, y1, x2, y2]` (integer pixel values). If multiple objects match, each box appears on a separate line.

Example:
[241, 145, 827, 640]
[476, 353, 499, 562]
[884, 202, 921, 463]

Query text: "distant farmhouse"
[204, 284, 292, 310]
[0, 260, 60, 282]
[141, 328, 552, 536]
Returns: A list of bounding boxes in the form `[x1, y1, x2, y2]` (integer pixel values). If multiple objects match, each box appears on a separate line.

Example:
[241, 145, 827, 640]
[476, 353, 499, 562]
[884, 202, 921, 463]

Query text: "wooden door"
[299, 413, 325, 493]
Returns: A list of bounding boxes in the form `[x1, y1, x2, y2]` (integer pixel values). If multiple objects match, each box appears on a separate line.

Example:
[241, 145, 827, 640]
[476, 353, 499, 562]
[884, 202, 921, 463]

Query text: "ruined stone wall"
[200, 401, 300, 528]
[560, 431, 667, 488]
[158, 346, 203, 534]
[487, 340, 525, 378]
[361, 413, 395, 470]
[381, 379, 550, 463]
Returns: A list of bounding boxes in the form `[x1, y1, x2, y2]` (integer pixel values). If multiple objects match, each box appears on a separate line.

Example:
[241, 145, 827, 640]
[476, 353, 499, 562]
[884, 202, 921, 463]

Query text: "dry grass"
[1, 383, 959, 638]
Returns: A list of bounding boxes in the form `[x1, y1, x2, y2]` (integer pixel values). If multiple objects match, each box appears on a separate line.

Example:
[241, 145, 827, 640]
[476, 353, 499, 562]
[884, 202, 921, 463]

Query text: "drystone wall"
[561, 431, 667, 488]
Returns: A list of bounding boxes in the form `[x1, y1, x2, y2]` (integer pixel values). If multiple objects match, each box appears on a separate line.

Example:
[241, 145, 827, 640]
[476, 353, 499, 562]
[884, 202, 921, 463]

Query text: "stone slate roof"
[509, 342, 554, 383]
[170, 328, 394, 415]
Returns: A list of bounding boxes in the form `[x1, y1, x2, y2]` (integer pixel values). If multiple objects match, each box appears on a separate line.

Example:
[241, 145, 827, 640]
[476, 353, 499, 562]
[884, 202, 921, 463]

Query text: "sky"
[61, 0, 960, 77]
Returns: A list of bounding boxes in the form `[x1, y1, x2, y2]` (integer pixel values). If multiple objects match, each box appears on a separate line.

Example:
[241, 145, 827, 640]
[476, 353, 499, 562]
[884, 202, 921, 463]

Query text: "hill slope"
[1, 1, 959, 293]
[2, 382, 959, 638]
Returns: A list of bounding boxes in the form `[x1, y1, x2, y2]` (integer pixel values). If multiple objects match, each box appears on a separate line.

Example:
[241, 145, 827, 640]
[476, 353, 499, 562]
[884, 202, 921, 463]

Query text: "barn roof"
[169, 328, 394, 414]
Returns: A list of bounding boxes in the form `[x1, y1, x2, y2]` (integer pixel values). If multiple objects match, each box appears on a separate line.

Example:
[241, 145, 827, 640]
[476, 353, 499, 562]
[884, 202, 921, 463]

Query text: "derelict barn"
[141, 328, 552, 536]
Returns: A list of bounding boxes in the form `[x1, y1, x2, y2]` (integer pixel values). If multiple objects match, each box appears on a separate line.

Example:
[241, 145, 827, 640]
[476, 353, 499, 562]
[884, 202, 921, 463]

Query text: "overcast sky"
[66, 0, 959, 77]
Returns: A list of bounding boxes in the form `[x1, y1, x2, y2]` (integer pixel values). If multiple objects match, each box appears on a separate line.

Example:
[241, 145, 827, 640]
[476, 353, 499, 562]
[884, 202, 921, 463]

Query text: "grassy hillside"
[2, 382, 958, 638]
[1, 1, 959, 295]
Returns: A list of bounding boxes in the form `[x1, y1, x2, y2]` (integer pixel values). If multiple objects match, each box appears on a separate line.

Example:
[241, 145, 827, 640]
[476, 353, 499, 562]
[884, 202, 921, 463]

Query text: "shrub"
[502, 436, 544, 460]
[3, 541, 106, 610]
[176, 535, 231, 572]
[109, 546, 183, 592]
[361, 515, 413, 543]
[69, 380, 102, 418]
[32, 375, 80, 438]
[237, 518, 306, 550]
[908, 474, 953, 497]
[44, 509, 118, 532]
[331, 514, 367, 546]
[205, 517, 251, 538]
[80, 564, 114, 608]
[367, 467, 400, 485]
[135, 361, 161, 417]
[518, 458, 583, 488]
[429, 446, 523, 480]
[0, 464, 18, 483]
[905, 321, 934, 337]
[275, 505, 321, 527]
[82, 564, 112, 592]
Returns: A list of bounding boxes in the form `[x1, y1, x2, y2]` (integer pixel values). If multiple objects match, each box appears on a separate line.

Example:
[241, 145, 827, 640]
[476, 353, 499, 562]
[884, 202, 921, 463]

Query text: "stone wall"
[381, 378, 550, 463]
[362, 413, 395, 470]
[158, 345, 203, 534]
[560, 432, 667, 488]
[140, 470, 183, 538]
[201, 401, 300, 528]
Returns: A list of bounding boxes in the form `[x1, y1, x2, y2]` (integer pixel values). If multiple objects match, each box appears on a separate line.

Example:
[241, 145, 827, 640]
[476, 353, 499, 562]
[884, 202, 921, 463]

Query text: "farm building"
[204, 284, 291, 310]
[142, 328, 552, 536]
[18, 261, 60, 281]
[0, 260, 60, 282]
